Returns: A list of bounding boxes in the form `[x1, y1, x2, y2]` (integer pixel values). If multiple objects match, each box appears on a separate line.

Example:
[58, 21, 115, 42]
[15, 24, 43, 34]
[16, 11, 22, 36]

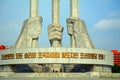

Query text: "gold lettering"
[98, 54, 105, 59]
[16, 53, 22, 59]
[38, 52, 60, 58]
[24, 52, 36, 58]
[80, 53, 97, 59]
[62, 52, 78, 58]
[80, 53, 84, 59]
[1, 52, 105, 60]
[38, 52, 44, 58]
[2, 54, 14, 60]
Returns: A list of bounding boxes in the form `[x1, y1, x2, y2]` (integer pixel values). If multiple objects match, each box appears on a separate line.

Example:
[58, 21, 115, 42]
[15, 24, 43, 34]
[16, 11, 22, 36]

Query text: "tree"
[112, 64, 120, 73]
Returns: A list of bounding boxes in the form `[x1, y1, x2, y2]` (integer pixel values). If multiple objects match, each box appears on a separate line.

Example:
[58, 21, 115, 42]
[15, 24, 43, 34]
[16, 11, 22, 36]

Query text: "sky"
[0, 0, 120, 51]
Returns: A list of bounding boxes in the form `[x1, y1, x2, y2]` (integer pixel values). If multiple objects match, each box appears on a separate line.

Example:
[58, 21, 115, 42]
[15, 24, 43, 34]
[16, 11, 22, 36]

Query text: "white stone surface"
[52, 0, 60, 25]
[48, 24, 63, 47]
[30, 0, 38, 18]
[14, 17, 42, 48]
[1, 0, 113, 74]
[0, 72, 120, 79]
[91, 72, 100, 78]
[15, 0, 42, 48]
[14, 0, 43, 72]
[48, 0, 63, 47]
[70, 0, 79, 18]
[67, 18, 95, 48]
[0, 48, 113, 66]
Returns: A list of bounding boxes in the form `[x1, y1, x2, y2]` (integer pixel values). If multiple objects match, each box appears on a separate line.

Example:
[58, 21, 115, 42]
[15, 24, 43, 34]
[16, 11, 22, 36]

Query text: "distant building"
[111, 50, 120, 66]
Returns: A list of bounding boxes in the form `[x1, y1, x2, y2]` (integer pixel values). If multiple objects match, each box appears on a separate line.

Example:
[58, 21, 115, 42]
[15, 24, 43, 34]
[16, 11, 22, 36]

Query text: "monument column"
[70, 0, 79, 47]
[30, 0, 38, 18]
[67, 0, 95, 48]
[70, 0, 79, 18]
[48, 0, 63, 47]
[52, 0, 60, 47]
[47, 0, 63, 72]
[52, 0, 59, 25]
[67, 0, 79, 47]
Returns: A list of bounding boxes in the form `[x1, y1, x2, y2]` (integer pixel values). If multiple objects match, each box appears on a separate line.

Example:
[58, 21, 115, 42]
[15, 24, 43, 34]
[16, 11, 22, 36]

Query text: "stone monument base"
[0, 48, 113, 73]
[0, 72, 120, 79]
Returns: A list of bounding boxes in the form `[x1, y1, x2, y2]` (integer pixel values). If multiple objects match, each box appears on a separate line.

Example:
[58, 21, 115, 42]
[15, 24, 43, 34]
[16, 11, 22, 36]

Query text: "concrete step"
[0, 77, 119, 80]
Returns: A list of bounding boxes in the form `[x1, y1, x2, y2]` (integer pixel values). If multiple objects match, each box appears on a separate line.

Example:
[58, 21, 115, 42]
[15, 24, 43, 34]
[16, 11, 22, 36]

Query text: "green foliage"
[112, 64, 120, 73]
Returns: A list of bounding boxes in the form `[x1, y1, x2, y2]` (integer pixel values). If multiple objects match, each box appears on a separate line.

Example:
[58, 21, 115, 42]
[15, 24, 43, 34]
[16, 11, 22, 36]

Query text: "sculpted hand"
[66, 18, 77, 35]
[27, 17, 42, 38]
[48, 24, 63, 41]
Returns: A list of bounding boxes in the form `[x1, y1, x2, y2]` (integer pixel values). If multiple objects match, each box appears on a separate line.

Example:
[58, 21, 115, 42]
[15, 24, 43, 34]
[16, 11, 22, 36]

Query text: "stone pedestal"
[93, 65, 103, 72]
[93, 65, 112, 73]
[102, 65, 112, 73]
[0, 65, 13, 72]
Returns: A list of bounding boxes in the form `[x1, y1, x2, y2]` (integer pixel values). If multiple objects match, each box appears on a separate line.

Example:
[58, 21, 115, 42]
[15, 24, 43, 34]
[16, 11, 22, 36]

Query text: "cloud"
[107, 11, 120, 18]
[92, 11, 120, 50]
[93, 19, 120, 30]
[93, 11, 120, 30]
[9, 22, 19, 28]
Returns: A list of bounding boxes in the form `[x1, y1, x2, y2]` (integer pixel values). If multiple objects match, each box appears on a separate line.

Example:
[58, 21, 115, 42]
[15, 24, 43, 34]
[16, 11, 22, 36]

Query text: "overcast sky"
[0, 0, 120, 51]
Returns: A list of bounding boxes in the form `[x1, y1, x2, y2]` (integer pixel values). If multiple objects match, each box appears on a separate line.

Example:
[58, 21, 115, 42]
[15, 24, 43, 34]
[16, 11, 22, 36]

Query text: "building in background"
[111, 50, 120, 66]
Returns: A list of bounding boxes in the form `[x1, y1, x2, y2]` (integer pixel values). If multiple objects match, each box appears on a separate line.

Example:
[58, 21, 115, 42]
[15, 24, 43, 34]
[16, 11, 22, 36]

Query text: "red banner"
[0, 45, 6, 50]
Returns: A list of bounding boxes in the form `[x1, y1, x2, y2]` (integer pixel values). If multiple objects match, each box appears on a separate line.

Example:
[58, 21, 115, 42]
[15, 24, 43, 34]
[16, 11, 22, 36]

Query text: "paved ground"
[0, 78, 120, 80]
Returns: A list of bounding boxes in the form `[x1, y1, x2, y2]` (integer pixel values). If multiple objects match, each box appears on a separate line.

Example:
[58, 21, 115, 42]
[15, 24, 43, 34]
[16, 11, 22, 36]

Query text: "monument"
[15, 0, 42, 48]
[0, 0, 115, 78]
